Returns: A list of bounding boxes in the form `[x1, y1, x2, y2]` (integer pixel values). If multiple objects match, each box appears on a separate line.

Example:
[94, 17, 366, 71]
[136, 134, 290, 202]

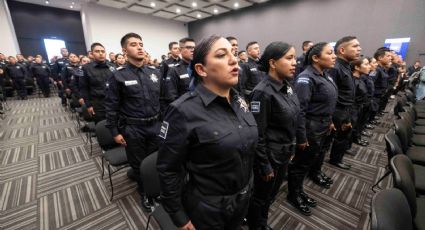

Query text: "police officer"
[115, 53, 126, 67]
[365, 57, 378, 126]
[227, 36, 239, 57]
[5, 56, 28, 100]
[372, 47, 392, 115]
[0, 53, 7, 92]
[295, 41, 313, 76]
[350, 57, 371, 147]
[105, 33, 160, 211]
[247, 42, 299, 230]
[238, 50, 248, 64]
[328, 36, 362, 169]
[31, 55, 51, 97]
[54, 48, 70, 106]
[288, 42, 337, 215]
[62, 53, 83, 108]
[164, 38, 195, 105]
[16, 54, 30, 72]
[239, 41, 266, 99]
[80, 42, 115, 123]
[158, 36, 257, 230]
[159, 42, 180, 110]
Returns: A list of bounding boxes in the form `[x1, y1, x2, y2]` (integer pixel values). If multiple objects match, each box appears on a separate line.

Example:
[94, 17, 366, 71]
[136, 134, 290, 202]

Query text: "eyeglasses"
[181, 46, 195, 50]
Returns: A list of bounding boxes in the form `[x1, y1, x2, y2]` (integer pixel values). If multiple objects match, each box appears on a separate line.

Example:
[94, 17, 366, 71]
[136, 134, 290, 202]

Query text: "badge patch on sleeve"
[159, 121, 169, 139]
[250, 101, 261, 113]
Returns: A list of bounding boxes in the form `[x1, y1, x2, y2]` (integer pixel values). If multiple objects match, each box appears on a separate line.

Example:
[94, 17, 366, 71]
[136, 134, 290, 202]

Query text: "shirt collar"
[267, 75, 285, 92]
[126, 62, 144, 71]
[306, 65, 324, 77]
[196, 84, 239, 107]
[337, 57, 350, 68]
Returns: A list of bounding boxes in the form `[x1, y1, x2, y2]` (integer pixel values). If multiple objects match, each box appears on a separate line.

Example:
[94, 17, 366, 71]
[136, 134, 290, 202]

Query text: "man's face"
[340, 39, 362, 61]
[170, 44, 180, 58]
[69, 54, 78, 64]
[61, 48, 69, 57]
[0, 53, 5, 60]
[9, 57, 16, 64]
[239, 52, 248, 62]
[248, 43, 260, 59]
[109, 53, 115, 61]
[35, 57, 42, 63]
[379, 51, 392, 67]
[229, 39, 238, 56]
[123, 37, 145, 61]
[16, 54, 24, 61]
[92, 45, 106, 62]
[27, 56, 34, 62]
[180, 41, 195, 61]
[415, 62, 421, 68]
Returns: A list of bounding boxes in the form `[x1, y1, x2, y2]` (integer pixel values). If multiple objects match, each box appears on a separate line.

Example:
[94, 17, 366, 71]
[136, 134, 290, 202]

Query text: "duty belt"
[124, 114, 159, 125]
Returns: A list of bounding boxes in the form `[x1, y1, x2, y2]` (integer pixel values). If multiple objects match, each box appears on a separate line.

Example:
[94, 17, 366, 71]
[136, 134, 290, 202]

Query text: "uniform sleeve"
[250, 90, 273, 176]
[294, 76, 313, 144]
[157, 105, 190, 227]
[104, 73, 120, 137]
[165, 68, 179, 101]
[79, 66, 91, 106]
[60, 67, 69, 88]
[160, 62, 168, 80]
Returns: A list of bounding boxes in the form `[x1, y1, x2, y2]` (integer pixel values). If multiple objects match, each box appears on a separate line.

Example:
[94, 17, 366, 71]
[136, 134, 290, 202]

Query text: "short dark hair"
[304, 42, 329, 66]
[226, 36, 237, 42]
[238, 50, 246, 55]
[246, 41, 258, 51]
[168, 41, 178, 50]
[374, 47, 390, 60]
[190, 35, 221, 85]
[179, 37, 195, 46]
[120, 32, 142, 48]
[302, 41, 312, 50]
[335, 36, 357, 54]
[90, 42, 104, 51]
[258, 42, 293, 72]
[115, 53, 124, 60]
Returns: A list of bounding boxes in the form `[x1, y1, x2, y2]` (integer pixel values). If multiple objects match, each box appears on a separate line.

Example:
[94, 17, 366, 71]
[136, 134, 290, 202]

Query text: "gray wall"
[189, 0, 425, 65]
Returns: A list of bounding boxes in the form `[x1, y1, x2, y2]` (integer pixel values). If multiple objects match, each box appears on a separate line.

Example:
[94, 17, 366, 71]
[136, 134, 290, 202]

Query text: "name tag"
[124, 80, 138, 86]
[179, 74, 189, 79]
[42, 66, 46, 68]
[250, 68, 257, 72]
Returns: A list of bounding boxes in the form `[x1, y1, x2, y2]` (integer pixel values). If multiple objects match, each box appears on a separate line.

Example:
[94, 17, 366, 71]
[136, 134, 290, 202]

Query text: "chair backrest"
[404, 106, 417, 123]
[95, 120, 118, 150]
[394, 99, 404, 117]
[385, 129, 404, 159]
[140, 151, 160, 199]
[400, 112, 414, 127]
[390, 154, 417, 217]
[394, 119, 412, 153]
[371, 188, 413, 230]
[405, 89, 416, 103]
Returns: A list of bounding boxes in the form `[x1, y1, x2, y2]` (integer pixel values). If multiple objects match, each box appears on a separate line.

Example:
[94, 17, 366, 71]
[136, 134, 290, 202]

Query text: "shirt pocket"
[196, 125, 233, 144]
[125, 83, 144, 98]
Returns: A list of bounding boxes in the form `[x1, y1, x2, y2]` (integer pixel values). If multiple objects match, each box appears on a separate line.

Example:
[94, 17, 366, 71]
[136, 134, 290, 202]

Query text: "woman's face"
[357, 58, 371, 75]
[369, 58, 378, 71]
[316, 44, 337, 69]
[116, 55, 126, 65]
[197, 37, 239, 88]
[272, 47, 297, 79]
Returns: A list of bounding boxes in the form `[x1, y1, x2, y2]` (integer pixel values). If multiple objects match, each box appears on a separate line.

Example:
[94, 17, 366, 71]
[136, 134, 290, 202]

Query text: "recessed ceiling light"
[196, 13, 202, 18]
[45, 0, 49, 4]
[213, 8, 218, 14]
[176, 8, 181, 13]
[150, 2, 156, 7]
[70, 5, 74, 8]
[234, 2, 239, 8]
[71, 2, 75, 5]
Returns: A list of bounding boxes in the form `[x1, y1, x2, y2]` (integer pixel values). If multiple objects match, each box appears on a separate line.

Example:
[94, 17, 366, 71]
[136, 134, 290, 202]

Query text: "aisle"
[0, 96, 394, 230]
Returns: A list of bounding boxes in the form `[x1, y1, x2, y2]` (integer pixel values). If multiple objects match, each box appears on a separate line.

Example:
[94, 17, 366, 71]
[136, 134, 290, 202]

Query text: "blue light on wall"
[384, 37, 411, 60]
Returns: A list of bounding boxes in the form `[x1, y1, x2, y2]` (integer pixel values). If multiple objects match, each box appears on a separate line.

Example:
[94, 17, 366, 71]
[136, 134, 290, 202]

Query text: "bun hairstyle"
[258, 42, 292, 72]
[303, 42, 329, 66]
[190, 35, 222, 86]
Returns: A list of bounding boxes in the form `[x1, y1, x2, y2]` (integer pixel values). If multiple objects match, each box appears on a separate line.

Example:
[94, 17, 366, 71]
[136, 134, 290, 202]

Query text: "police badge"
[150, 74, 158, 83]
[287, 86, 293, 95]
[237, 96, 249, 113]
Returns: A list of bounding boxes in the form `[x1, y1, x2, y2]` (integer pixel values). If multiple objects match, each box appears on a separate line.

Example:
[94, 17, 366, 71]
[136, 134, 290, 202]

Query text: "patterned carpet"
[0, 95, 395, 230]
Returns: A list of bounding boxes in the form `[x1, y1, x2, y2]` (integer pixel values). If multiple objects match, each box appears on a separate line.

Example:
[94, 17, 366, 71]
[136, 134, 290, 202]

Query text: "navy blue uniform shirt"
[164, 60, 191, 102]
[328, 57, 355, 107]
[372, 65, 389, 96]
[294, 65, 337, 144]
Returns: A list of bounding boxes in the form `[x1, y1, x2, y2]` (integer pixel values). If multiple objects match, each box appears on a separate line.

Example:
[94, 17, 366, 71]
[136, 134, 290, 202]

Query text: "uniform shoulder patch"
[250, 101, 261, 113]
[296, 77, 310, 84]
[159, 121, 169, 139]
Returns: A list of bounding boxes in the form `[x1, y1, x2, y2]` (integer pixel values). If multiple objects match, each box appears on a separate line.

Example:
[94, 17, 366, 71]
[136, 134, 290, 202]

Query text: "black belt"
[124, 114, 159, 125]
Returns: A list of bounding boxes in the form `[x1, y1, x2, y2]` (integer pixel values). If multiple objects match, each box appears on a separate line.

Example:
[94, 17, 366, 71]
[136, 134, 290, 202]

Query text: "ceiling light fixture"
[70, 5, 74, 8]
[234, 2, 239, 8]
[176, 8, 181, 13]
[213, 8, 218, 14]
[45, 0, 49, 4]
[150, 2, 156, 7]
[71, 2, 75, 5]
[191, 2, 197, 7]
[196, 13, 202, 18]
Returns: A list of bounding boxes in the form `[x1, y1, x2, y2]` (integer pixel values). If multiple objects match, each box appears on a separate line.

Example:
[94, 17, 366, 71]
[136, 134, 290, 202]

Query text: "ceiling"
[12, 0, 270, 22]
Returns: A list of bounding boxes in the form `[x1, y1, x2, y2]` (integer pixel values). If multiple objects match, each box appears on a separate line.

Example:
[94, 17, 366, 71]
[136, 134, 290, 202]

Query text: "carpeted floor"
[0, 94, 394, 230]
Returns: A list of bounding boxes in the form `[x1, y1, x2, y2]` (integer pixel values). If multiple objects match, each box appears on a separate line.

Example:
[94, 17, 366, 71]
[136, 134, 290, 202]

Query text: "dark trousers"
[369, 98, 379, 122]
[36, 77, 50, 97]
[288, 120, 330, 196]
[183, 183, 252, 230]
[123, 123, 159, 193]
[329, 108, 352, 164]
[13, 78, 27, 98]
[248, 161, 289, 229]
[309, 132, 333, 177]
[357, 104, 370, 134]
[57, 84, 67, 105]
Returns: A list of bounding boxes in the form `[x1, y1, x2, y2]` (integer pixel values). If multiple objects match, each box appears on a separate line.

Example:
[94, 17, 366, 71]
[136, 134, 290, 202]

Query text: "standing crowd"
[0, 33, 423, 230]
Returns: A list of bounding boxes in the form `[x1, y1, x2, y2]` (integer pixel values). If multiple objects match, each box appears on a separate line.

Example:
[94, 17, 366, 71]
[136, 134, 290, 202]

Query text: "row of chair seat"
[371, 90, 425, 230]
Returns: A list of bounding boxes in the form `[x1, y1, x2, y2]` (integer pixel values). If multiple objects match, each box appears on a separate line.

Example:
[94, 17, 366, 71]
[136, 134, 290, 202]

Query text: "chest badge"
[150, 74, 158, 83]
[237, 96, 249, 113]
[287, 86, 293, 95]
